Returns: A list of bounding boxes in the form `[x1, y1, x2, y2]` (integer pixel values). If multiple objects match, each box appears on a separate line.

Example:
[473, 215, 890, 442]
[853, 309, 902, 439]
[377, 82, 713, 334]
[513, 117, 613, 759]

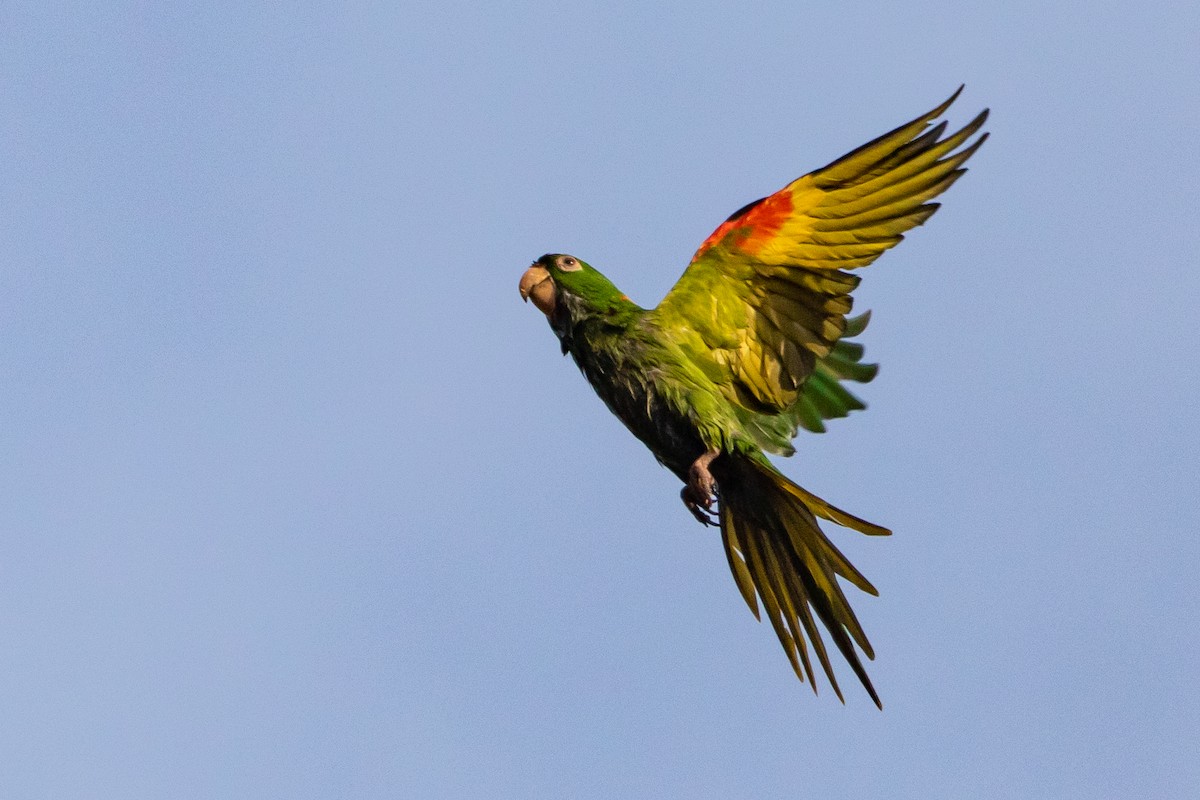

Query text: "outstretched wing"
[651, 88, 988, 414]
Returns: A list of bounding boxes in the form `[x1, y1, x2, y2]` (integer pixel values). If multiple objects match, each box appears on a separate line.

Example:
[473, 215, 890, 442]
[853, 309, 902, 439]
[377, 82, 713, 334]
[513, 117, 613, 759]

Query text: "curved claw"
[681, 486, 719, 526]
[680, 447, 722, 526]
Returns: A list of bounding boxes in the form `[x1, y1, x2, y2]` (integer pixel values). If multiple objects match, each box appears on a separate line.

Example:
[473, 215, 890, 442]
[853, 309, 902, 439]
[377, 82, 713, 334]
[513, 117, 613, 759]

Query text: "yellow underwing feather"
[651, 91, 988, 420]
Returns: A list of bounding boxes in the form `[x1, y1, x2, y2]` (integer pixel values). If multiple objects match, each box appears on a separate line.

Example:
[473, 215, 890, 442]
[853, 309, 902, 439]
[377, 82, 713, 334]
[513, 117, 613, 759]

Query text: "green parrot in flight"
[519, 89, 988, 707]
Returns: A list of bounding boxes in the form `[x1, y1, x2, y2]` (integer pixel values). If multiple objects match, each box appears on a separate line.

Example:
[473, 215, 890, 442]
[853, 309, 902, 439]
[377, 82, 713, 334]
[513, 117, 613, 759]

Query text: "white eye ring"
[558, 256, 581, 272]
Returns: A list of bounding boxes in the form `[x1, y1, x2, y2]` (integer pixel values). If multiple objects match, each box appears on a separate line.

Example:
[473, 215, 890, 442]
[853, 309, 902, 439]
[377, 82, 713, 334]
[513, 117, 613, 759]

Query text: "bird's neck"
[551, 291, 641, 353]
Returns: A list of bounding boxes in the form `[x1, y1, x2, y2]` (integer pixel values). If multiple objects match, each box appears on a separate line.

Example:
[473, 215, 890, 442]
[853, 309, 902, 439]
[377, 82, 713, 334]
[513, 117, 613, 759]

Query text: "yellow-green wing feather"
[652, 89, 988, 422]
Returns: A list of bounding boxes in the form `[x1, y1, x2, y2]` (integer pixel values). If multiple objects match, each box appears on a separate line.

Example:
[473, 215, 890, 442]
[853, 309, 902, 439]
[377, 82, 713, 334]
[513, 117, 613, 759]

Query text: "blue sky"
[3, 2, 1198, 797]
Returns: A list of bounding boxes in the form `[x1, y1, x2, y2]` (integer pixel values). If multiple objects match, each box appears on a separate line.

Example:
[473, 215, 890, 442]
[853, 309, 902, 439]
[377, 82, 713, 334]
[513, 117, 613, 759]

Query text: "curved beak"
[519, 265, 556, 315]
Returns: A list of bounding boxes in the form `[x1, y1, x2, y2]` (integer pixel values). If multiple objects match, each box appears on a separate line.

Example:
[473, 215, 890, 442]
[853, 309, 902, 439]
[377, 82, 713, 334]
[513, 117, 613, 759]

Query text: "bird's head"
[518, 253, 632, 320]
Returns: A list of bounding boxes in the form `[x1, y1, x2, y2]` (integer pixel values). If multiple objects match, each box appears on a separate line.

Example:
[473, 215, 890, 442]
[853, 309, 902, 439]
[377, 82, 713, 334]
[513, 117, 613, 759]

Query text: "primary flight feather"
[519, 88, 988, 707]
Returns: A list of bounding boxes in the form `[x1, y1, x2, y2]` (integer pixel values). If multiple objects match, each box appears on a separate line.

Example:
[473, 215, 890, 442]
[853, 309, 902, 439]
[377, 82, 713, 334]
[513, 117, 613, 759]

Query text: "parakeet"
[519, 89, 987, 707]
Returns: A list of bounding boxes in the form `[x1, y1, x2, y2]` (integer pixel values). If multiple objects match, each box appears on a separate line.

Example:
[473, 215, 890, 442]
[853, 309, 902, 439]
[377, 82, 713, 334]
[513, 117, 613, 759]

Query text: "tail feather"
[740, 525, 823, 697]
[720, 512, 762, 620]
[716, 455, 889, 708]
[784, 480, 891, 537]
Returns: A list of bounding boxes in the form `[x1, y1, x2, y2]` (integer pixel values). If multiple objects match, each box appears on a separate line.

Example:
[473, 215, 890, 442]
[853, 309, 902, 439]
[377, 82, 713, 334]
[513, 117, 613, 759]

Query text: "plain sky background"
[3, 2, 1198, 798]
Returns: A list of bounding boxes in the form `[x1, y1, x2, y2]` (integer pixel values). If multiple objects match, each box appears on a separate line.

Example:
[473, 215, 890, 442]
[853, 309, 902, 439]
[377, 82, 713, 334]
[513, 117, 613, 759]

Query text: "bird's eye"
[558, 256, 581, 272]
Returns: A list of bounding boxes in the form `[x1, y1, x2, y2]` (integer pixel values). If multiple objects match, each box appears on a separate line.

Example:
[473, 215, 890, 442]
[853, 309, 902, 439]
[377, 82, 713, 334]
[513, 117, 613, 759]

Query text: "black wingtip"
[932, 84, 966, 118]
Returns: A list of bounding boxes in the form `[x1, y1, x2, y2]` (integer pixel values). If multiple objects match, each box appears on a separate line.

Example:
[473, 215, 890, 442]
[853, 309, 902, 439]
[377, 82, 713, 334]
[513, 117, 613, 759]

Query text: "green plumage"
[521, 91, 988, 706]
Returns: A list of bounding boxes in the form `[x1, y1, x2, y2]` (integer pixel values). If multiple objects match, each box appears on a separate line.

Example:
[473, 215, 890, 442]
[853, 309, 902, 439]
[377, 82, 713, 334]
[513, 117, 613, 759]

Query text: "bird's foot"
[680, 449, 720, 526]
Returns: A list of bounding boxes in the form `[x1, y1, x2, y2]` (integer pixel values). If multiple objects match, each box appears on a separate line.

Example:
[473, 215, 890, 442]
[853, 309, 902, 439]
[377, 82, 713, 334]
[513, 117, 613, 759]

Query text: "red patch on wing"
[695, 188, 794, 259]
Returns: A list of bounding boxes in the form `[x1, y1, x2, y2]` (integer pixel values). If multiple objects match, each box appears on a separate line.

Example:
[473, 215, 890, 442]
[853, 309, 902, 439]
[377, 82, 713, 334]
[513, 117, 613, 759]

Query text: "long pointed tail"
[716, 455, 891, 707]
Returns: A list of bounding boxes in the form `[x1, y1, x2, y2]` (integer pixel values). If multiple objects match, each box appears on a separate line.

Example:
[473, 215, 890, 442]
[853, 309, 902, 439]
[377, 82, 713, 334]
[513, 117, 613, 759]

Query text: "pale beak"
[519, 265, 556, 315]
